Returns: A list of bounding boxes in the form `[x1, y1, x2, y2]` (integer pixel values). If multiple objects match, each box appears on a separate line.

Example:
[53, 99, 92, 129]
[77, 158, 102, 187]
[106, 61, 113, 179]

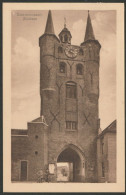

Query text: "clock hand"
[69, 49, 74, 54]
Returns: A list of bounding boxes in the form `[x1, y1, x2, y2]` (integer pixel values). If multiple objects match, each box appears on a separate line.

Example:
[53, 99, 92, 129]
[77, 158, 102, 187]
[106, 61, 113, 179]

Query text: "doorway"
[56, 146, 85, 182]
[20, 160, 27, 181]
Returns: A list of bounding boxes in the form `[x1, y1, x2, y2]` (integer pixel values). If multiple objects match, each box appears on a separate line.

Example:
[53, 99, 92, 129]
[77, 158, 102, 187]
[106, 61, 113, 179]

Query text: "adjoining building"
[97, 120, 116, 183]
[11, 10, 116, 183]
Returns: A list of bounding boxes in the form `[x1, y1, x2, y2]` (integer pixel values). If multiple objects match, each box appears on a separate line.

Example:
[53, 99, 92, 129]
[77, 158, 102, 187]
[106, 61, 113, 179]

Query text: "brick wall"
[11, 135, 29, 181]
[38, 33, 101, 182]
[97, 122, 116, 183]
[11, 122, 48, 182]
[97, 133, 109, 182]
[12, 30, 101, 182]
[107, 132, 116, 182]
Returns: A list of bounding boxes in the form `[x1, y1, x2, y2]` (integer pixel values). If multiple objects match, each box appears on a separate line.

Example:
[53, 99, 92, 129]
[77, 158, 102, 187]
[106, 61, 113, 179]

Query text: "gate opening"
[57, 162, 73, 182]
[57, 147, 85, 182]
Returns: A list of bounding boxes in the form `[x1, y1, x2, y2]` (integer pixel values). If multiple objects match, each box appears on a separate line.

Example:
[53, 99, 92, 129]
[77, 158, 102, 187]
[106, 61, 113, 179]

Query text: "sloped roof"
[31, 116, 48, 126]
[97, 120, 116, 138]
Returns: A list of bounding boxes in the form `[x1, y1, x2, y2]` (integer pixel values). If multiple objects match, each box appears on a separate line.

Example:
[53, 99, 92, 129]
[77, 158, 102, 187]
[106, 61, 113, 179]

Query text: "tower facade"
[11, 10, 117, 184]
[39, 10, 101, 182]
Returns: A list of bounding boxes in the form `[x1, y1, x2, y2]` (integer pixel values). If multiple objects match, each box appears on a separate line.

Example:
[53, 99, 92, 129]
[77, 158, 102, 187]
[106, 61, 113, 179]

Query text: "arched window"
[64, 34, 68, 43]
[58, 46, 63, 53]
[66, 82, 77, 99]
[76, 64, 83, 75]
[79, 48, 84, 55]
[59, 62, 66, 73]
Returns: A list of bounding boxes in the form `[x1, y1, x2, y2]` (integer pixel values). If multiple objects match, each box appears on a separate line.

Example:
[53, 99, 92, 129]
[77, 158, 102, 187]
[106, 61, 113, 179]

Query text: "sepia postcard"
[3, 2, 125, 193]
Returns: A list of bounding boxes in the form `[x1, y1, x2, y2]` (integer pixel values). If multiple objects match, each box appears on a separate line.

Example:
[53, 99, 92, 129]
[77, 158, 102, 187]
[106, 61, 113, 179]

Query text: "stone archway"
[56, 145, 85, 182]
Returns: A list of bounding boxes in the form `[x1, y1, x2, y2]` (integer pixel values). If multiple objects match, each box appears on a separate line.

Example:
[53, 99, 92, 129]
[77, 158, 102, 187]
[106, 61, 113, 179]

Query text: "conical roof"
[84, 11, 95, 41]
[45, 10, 55, 34]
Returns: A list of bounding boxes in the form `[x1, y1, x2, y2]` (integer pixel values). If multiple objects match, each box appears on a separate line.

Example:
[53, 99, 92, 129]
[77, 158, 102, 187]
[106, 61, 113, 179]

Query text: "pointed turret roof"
[84, 11, 95, 41]
[45, 10, 55, 34]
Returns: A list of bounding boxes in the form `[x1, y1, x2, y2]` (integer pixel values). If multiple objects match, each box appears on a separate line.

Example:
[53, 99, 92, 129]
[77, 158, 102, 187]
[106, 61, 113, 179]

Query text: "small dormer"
[59, 20, 72, 44]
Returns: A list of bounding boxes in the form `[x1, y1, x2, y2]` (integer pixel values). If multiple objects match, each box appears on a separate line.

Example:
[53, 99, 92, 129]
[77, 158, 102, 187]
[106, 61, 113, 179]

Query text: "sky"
[11, 10, 116, 130]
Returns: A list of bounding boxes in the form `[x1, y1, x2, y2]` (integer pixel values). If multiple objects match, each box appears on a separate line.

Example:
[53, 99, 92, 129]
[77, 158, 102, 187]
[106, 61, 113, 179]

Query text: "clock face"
[65, 45, 79, 58]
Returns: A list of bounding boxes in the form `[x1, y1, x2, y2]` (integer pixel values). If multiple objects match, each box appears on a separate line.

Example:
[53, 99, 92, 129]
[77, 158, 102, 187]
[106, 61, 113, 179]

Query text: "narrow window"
[102, 162, 105, 177]
[101, 138, 104, 154]
[64, 34, 68, 42]
[61, 36, 63, 42]
[20, 161, 27, 181]
[66, 121, 71, 129]
[76, 64, 83, 75]
[58, 46, 63, 53]
[79, 48, 84, 55]
[72, 122, 77, 130]
[66, 82, 77, 99]
[59, 62, 66, 73]
[66, 121, 77, 130]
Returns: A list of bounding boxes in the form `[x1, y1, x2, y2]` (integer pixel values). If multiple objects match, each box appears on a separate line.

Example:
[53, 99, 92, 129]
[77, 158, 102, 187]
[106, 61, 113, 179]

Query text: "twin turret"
[39, 10, 101, 116]
[37, 11, 101, 182]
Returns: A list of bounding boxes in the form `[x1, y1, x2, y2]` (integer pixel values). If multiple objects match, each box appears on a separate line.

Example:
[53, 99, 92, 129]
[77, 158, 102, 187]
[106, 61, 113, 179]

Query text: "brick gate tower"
[11, 10, 101, 183]
[38, 10, 101, 182]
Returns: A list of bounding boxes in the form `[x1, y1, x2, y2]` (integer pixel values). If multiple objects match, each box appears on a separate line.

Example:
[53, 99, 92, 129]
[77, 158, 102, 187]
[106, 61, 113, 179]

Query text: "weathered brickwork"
[108, 132, 116, 182]
[97, 120, 116, 183]
[38, 10, 100, 183]
[11, 10, 116, 183]
[11, 135, 29, 181]
[11, 122, 48, 182]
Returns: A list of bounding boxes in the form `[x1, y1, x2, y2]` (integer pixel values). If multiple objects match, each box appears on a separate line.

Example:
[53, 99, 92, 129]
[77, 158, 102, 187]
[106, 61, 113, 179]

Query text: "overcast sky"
[11, 10, 116, 130]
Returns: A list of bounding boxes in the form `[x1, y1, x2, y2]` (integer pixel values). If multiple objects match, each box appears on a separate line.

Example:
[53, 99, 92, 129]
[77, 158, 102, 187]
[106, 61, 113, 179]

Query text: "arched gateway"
[56, 145, 85, 182]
